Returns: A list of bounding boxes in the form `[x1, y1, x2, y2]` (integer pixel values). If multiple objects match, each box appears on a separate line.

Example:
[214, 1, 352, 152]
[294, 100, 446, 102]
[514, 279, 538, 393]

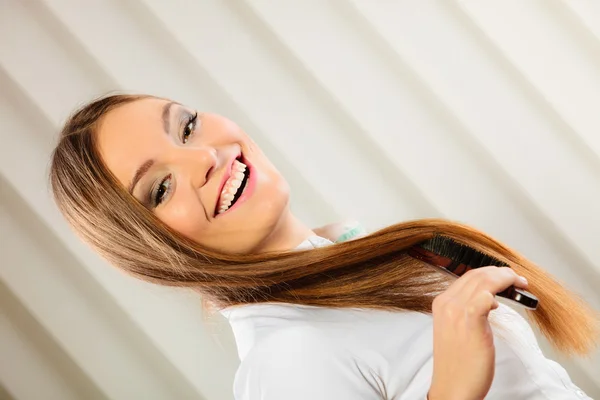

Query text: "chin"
[260, 193, 291, 230]
[257, 172, 291, 218]
[244, 198, 292, 254]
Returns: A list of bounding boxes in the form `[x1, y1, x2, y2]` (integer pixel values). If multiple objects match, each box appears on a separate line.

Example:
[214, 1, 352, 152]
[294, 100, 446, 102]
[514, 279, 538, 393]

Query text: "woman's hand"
[427, 266, 529, 400]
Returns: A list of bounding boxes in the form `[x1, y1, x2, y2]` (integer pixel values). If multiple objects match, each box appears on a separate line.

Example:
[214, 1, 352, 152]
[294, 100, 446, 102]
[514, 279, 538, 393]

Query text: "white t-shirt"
[220, 236, 591, 399]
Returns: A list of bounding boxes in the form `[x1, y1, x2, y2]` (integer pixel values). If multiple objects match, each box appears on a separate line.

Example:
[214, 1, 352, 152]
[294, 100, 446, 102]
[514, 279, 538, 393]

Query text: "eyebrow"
[128, 159, 154, 195]
[127, 101, 176, 195]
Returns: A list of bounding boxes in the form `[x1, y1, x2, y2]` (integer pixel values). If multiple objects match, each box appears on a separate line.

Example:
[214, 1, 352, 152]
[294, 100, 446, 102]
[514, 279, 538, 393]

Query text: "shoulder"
[312, 220, 368, 243]
[245, 326, 340, 366]
[233, 326, 386, 400]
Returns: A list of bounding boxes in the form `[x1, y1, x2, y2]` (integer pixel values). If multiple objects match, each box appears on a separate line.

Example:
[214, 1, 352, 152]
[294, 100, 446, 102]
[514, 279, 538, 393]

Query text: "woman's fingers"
[444, 265, 527, 302]
[429, 265, 528, 400]
[433, 265, 528, 320]
[464, 291, 499, 328]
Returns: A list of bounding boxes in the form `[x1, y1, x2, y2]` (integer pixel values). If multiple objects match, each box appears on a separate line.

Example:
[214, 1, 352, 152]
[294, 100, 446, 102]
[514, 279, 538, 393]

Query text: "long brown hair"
[50, 94, 599, 357]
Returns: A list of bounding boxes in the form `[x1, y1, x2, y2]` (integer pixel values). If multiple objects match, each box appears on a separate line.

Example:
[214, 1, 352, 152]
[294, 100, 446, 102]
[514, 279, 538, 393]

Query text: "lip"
[214, 153, 256, 218]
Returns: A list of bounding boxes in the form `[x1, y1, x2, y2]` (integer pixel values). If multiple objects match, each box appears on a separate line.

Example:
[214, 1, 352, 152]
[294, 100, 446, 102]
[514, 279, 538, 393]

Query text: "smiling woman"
[49, 93, 598, 399]
[95, 96, 310, 254]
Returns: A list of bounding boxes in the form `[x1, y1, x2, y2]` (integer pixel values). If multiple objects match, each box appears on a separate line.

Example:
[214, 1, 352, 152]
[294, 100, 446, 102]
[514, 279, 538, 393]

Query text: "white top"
[221, 236, 591, 399]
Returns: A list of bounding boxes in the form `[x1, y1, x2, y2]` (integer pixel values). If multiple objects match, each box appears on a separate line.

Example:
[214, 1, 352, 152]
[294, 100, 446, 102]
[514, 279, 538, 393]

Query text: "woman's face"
[97, 97, 292, 253]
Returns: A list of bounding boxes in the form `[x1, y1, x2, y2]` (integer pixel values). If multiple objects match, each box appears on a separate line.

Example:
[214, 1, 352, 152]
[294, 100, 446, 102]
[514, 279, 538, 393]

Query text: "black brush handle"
[408, 247, 539, 310]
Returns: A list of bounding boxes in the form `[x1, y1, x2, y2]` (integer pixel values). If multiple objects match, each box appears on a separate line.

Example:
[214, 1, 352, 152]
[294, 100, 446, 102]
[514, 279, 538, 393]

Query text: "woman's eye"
[152, 174, 172, 207]
[182, 112, 198, 144]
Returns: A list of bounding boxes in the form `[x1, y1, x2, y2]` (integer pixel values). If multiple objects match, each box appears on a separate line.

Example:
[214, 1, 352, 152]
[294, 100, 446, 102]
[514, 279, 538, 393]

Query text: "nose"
[177, 146, 217, 188]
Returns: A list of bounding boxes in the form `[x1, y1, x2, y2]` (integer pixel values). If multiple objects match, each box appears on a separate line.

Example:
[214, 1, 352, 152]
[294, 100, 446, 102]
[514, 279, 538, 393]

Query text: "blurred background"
[1, 0, 600, 399]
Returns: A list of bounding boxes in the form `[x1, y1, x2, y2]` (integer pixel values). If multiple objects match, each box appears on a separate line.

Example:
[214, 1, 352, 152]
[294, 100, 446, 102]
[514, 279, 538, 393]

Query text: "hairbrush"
[408, 236, 538, 309]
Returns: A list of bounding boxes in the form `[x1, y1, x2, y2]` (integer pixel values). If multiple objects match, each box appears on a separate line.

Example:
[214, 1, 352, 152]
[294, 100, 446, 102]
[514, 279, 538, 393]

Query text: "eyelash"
[152, 174, 172, 208]
[150, 111, 198, 208]
[182, 111, 198, 144]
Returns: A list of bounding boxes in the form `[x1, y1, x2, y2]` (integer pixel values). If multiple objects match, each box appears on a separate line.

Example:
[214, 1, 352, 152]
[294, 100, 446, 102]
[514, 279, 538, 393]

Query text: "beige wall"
[1, 0, 599, 398]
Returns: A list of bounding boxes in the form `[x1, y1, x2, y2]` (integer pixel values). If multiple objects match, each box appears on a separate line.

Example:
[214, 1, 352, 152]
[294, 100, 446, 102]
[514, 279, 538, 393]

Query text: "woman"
[50, 94, 598, 399]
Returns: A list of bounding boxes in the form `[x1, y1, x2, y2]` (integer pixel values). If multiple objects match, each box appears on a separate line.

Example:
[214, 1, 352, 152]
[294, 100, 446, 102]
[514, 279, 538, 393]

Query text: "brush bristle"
[419, 236, 508, 268]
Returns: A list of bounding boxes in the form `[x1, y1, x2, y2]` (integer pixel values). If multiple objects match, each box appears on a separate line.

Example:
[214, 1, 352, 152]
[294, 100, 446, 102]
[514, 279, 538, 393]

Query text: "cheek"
[254, 168, 290, 215]
[158, 196, 208, 239]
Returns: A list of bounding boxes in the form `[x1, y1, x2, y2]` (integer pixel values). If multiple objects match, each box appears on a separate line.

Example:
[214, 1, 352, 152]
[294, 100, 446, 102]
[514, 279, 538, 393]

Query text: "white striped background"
[1, 0, 599, 399]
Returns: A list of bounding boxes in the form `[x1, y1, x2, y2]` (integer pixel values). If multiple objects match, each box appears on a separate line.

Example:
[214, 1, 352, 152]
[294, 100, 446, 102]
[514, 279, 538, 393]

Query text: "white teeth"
[217, 159, 249, 214]
[233, 161, 246, 173]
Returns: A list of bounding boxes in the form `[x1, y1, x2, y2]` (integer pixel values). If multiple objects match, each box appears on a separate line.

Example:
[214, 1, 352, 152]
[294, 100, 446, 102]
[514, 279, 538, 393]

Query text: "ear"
[312, 220, 367, 243]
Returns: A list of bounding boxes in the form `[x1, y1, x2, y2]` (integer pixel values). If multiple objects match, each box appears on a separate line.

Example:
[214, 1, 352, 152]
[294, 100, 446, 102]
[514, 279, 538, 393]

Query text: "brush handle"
[408, 247, 539, 310]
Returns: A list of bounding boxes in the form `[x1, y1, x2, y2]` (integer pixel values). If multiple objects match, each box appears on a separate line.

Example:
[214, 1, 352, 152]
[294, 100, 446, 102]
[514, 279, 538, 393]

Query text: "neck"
[253, 211, 315, 253]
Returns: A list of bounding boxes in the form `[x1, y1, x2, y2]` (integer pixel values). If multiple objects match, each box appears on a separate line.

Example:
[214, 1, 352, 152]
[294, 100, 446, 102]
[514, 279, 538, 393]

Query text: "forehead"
[96, 97, 169, 187]
[97, 97, 167, 143]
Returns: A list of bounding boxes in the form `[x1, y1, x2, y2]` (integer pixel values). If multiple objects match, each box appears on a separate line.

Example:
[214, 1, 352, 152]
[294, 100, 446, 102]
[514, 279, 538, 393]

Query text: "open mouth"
[215, 155, 250, 216]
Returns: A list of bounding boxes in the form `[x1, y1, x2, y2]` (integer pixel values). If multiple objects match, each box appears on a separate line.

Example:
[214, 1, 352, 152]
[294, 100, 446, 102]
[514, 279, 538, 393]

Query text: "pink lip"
[214, 154, 256, 218]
